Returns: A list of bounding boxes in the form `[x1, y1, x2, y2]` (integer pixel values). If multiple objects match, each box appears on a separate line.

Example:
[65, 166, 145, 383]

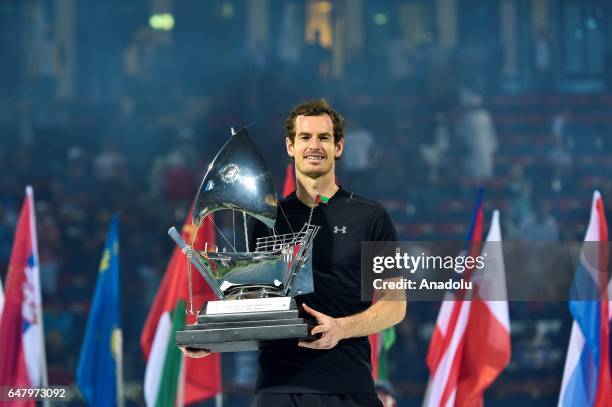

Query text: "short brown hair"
[285, 99, 344, 144]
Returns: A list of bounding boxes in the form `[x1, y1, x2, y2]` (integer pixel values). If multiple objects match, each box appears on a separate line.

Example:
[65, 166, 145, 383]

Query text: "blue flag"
[77, 216, 122, 406]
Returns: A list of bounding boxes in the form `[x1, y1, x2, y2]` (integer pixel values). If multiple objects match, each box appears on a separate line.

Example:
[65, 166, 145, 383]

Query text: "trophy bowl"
[169, 127, 320, 352]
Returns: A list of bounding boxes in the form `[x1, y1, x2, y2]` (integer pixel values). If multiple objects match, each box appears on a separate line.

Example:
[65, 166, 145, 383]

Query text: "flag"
[455, 210, 510, 404]
[558, 191, 611, 407]
[424, 190, 484, 407]
[0, 186, 47, 406]
[76, 216, 123, 406]
[370, 326, 396, 382]
[425, 191, 511, 406]
[141, 211, 221, 407]
[282, 163, 295, 197]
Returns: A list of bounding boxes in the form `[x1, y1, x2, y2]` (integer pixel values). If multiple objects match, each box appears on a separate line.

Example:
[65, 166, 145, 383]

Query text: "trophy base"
[175, 297, 315, 352]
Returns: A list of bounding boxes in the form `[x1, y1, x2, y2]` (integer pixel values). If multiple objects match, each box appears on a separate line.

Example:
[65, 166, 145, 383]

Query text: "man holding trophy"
[180, 99, 406, 407]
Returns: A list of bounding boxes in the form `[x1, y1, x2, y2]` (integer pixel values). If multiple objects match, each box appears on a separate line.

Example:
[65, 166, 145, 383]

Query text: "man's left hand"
[298, 303, 345, 350]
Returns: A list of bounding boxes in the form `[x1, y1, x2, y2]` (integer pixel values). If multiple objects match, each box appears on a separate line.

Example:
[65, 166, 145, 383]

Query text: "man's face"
[286, 114, 344, 179]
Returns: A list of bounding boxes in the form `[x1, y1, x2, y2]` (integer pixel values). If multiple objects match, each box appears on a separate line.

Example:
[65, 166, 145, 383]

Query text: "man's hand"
[298, 303, 345, 350]
[179, 346, 211, 359]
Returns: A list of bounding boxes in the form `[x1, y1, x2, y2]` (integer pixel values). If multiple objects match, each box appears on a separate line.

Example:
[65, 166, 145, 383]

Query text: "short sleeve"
[370, 205, 398, 242]
[368, 206, 402, 283]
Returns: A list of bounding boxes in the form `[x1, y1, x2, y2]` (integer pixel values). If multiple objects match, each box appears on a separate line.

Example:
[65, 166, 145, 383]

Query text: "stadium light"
[317, 1, 332, 13]
[149, 13, 175, 31]
[373, 13, 388, 25]
[221, 1, 234, 19]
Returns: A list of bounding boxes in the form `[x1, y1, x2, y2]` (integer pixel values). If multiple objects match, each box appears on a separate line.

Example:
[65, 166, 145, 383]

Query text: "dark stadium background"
[0, 0, 611, 405]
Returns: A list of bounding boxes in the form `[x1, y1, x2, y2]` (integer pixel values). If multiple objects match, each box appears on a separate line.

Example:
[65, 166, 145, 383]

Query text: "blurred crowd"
[1, 2, 612, 404]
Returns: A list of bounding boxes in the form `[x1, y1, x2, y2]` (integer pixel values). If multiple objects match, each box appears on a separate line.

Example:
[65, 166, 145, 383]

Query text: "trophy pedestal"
[175, 297, 314, 352]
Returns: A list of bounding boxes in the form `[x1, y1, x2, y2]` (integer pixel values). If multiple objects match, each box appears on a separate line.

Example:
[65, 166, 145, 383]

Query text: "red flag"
[425, 208, 510, 406]
[594, 196, 611, 407]
[455, 211, 510, 405]
[141, 209, 221, 406]
[369, 333, 379, 381]
[0, 187, 46, 407]
[282, 164, 295, 197]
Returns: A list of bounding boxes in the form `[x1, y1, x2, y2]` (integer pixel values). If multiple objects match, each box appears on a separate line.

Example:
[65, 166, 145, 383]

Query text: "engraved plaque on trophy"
[169, 127, 320, 352]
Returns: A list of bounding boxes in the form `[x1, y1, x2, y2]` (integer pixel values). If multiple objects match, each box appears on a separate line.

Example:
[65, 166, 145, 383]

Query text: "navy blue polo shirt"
[248, 187, 397, 394]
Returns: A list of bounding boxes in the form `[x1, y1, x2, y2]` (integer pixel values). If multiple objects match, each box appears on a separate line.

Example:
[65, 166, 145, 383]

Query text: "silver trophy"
[169, 127, 320, 352]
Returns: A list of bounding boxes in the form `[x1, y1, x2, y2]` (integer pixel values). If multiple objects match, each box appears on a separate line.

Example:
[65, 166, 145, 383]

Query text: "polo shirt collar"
[283, 186, 349, 208]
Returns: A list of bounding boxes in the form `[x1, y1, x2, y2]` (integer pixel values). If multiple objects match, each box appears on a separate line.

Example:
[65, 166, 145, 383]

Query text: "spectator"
[420, 113, 450, 182]
[458, 89, 498, 180]
[532, 30, 552, 91]
[94, 141, 127, 185]
[549, 109, 573, 175]
[519, 198, 559, 241]
[387, 26, 411, 84]
[341, 120, 375, 192]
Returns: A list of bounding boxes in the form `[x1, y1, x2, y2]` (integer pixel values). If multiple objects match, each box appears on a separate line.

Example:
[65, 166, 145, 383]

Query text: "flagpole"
[27, 186, 49, 406]
[115, 216, 125, 407]
[177, 354, 186, 407]
[216, 345, 223, 407]
[0, 274, 4, 319]
[422, 380, 432, 407]
[116, 329, 125, 407]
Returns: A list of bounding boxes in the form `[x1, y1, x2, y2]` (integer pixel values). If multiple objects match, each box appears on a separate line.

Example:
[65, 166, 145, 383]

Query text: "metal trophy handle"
[167, 226, 224, 300]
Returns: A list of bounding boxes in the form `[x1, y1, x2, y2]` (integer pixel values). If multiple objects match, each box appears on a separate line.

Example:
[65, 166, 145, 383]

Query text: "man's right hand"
[179, 346, 211, 359]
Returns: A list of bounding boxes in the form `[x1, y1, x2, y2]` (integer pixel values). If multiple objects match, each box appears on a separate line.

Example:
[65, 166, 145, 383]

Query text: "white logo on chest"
[333, 225, 347, 234]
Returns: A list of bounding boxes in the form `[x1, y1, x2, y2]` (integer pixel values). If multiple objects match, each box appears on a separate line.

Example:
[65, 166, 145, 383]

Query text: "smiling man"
[181, 99, 405, 406]
[248, 99, 406, 407]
